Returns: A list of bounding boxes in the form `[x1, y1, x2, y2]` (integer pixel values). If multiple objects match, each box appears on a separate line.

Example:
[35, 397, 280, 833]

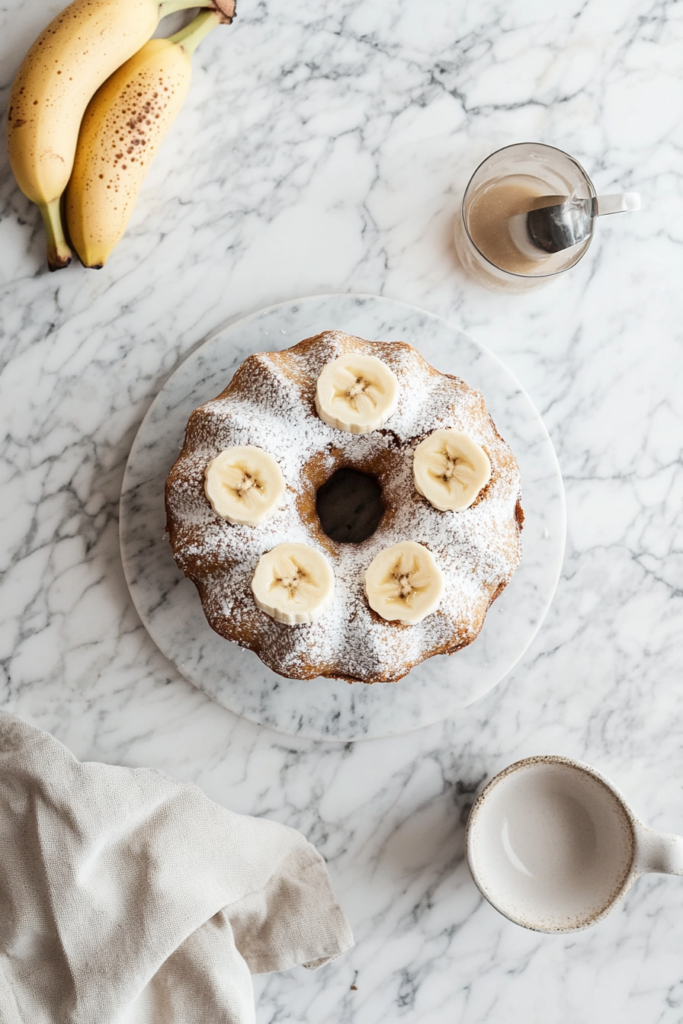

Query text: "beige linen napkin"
[0, 711, 353, 1024]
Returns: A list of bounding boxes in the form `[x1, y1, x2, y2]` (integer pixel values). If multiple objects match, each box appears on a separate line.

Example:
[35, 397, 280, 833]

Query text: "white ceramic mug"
[466, 755, 683, 933]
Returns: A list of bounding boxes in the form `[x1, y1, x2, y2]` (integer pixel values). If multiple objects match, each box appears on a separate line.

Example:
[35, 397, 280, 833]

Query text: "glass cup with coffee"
[454, 142, 639, 293]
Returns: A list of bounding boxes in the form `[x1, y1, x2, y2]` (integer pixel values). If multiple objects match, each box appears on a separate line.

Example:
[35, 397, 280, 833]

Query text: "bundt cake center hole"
[316, 468, 384, 544]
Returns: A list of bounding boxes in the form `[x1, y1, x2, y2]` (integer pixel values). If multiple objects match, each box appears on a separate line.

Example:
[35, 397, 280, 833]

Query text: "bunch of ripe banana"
[7, 0, 235, 271]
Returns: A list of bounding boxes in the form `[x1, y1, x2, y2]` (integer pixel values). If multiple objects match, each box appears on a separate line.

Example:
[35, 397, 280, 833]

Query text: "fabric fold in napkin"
[0, 711, 353, 1024]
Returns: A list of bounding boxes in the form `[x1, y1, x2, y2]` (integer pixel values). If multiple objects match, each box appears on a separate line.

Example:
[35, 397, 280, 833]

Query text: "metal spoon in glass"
[508, 192, 641, 259]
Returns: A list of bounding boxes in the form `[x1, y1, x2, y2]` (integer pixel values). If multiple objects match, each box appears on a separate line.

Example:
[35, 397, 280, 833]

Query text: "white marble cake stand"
[120, 294, 565, 741]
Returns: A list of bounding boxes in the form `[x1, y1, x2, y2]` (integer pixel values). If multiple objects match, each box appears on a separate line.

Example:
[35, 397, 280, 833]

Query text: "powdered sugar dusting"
[165, 331, 523, 683]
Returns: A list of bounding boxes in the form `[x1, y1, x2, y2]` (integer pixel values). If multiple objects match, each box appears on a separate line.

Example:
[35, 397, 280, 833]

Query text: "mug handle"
[635, 825, 683, 876]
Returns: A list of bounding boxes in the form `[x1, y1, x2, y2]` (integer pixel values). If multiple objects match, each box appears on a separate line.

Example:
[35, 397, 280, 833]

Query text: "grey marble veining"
[1, 0, 683, 1021]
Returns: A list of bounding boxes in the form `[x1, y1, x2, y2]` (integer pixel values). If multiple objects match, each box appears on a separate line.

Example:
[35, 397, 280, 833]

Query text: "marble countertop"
[1, 0, 682, 1020]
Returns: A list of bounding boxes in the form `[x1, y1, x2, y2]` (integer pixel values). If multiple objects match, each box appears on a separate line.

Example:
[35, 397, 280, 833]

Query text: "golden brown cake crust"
[165, 330, 523, 683]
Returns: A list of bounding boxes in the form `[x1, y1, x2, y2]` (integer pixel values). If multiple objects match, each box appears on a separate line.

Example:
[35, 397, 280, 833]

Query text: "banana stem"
[158, 0, 235, 23]
[39, 199, 72, 271]
[168, 9, 221, 53]
[158, 0, 213, 17]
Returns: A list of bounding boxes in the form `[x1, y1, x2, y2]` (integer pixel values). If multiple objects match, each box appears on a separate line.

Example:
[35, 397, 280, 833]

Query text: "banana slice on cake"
[315, 354, 399, 433]
[365, 540, 444, 625]
[413, 429, 491, 512]
[251, 543, 335, 625]
[205, 446, 285, 526]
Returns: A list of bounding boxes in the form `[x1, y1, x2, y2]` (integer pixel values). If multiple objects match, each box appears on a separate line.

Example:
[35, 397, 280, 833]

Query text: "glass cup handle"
[595, 193, 641, 216]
